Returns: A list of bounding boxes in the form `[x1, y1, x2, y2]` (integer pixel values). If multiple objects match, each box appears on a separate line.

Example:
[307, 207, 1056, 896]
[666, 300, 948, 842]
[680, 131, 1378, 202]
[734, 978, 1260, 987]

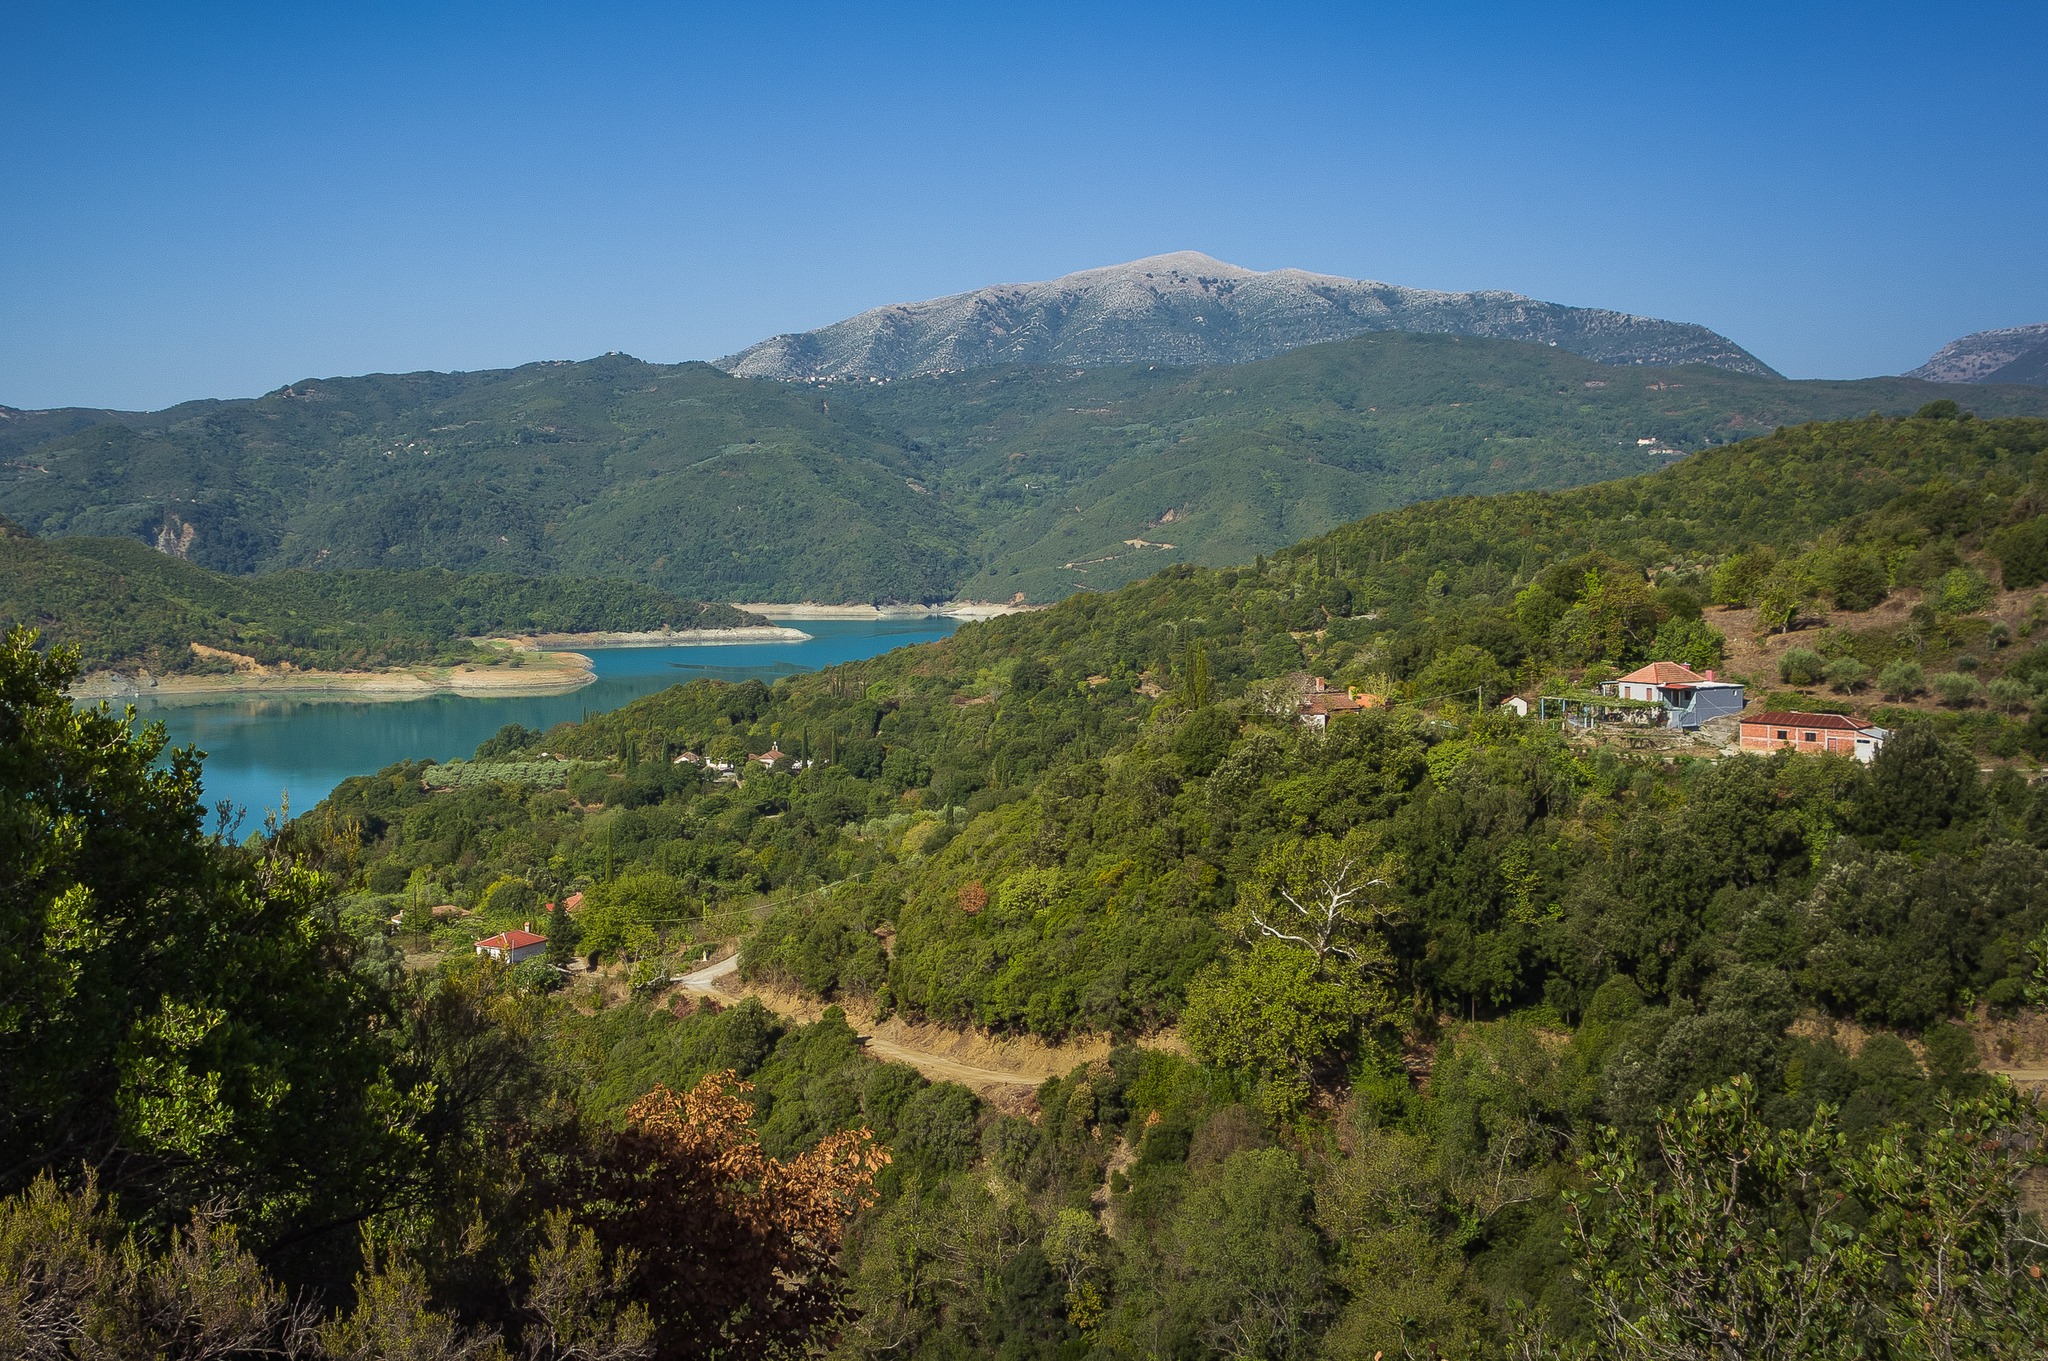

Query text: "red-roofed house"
[476, 923, 548, 964]
[1297, 677, 1386, 730]
[1599, 662, 1746, 729]
[1609, 661, 1710, 700]
[1739, 712, 1889, 763]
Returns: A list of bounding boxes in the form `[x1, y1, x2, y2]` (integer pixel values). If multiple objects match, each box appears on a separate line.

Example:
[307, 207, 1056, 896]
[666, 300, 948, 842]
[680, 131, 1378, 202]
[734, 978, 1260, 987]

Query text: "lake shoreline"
[67, 625, 828, 707]
[109, 616, 964, 817]
[70, 652, 600, 707]
[732, 600, 1037, 620]
[506, 624, 813, 648]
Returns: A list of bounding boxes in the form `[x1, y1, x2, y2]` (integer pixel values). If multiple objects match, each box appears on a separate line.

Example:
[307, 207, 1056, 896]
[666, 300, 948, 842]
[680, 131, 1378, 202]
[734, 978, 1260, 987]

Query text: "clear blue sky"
[4, 2, 2044, 410]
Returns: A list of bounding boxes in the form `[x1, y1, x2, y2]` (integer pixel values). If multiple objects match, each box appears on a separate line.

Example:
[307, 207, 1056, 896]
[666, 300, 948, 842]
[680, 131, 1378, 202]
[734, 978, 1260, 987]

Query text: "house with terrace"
[1598, 662, 1747, 730]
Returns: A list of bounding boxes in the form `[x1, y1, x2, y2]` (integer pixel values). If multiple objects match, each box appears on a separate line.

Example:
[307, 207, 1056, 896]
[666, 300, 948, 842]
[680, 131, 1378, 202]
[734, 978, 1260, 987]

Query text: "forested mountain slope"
[9, 339, 2048, 604]
[284, 409, 2048, 1353]
[832, 334, 2048, 597]
[0, 355, 972, 601]
[0, 523, 760, 674]
[321, 408, 2048, 1043]
[11, 412, 2048, 1360]
[717, 251, 1779, 378]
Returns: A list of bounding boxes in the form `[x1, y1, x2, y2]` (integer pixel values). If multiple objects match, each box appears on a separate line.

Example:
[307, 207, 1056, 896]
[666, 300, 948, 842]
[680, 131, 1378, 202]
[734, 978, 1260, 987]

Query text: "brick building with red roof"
[1739, 711, 1889, 763]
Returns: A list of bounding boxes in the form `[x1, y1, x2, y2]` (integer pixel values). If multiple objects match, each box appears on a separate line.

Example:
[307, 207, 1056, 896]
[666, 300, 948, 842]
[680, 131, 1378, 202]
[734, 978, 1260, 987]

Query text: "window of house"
[1804, 732, 1817, 742]
[1776, 729, 1788, 740]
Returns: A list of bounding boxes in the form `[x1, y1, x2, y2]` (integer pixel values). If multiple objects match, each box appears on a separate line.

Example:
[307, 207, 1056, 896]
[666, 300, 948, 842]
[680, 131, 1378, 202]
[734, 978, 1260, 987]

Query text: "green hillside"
[279, 409, 2048, 1352]
[300, 407, 2048, 1041]
[0, 524, 760, 674]
[12, 412, 2048, 1358]
[8, 338, 2047, 604]
[318, 409, 2048, 1028]
[0, 356, 972, 601]
[837, 333, 2048, 597]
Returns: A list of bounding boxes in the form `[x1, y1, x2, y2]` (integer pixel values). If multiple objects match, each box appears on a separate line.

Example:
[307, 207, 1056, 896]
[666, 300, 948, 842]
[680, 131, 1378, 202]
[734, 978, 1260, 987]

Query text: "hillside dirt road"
[672, 953, 1180, 1098]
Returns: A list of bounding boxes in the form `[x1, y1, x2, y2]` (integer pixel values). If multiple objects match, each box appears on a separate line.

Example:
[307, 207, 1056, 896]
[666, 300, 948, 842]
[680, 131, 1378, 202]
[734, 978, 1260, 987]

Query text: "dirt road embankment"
[673, 954, 1182, 1101]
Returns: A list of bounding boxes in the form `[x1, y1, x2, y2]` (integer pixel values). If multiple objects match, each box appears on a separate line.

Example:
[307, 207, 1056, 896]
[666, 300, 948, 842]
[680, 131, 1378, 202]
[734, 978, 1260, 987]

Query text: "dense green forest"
[10, 410, 2048, 1358]
[0, 523, 760, 673]
[8, 336, 2048, 603]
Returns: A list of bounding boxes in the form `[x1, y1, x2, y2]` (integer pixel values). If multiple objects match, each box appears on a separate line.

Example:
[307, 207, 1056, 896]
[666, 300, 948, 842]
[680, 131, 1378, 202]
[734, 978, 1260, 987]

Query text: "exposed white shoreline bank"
[732, 601, 1038, 621]
[507, 624, 812, 648]
[65, 616, 986, 708]
[70, 655, 600, 706]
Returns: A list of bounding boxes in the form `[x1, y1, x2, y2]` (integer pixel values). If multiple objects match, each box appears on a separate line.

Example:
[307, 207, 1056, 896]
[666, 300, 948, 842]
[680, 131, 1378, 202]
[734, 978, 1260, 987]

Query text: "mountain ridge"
[717, 251, 1780, 381]
[1905, 320, 2048, 385]
[9, 334, 2048, 604]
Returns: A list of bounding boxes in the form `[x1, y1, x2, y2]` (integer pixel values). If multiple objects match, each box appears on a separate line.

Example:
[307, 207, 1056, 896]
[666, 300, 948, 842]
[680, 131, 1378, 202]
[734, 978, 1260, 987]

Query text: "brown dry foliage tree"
[532, 1071, 889, 1359]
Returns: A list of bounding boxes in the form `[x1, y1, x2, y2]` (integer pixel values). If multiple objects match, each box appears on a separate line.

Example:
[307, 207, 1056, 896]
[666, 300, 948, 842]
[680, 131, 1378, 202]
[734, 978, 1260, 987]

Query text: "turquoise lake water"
[128, 617, 960, 823]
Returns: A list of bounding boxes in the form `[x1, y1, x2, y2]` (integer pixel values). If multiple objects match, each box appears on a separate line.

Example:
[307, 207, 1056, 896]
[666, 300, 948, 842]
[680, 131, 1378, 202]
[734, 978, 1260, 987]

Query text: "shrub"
[1877, 660, 1926, 699]
[1778, 646, 1827, 686]
[1710, 549, 1777, 607]
[1824, 657, 1870, 693]
[482, 876, 538, 917]
[474, 722, 543, 759]
[1819, 548, 1889, 611]
[1987, 515, 2048, 590]
[1934, 567, 1994, 616]
[1931, 672, 1984, 708]
[581, 869, 693, 959]
[1986, 678, 2033, 714]
[1182, 942, 1392, 1118]
[1651, 615, 1727, 671]
[511, 957, 564, 992]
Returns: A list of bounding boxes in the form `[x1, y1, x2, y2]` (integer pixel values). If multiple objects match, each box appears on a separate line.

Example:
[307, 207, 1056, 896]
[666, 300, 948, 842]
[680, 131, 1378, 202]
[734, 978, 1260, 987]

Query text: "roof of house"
[753, 746, 786, 763]
[477, 928, 546, 951]
[1742, 711, 1880, 732]
[1617, 661, 1708, 686]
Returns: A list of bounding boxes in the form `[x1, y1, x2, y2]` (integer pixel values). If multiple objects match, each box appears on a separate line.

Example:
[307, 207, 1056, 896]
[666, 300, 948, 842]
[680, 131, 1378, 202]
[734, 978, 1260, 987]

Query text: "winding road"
[674, 954, 1049, 1090]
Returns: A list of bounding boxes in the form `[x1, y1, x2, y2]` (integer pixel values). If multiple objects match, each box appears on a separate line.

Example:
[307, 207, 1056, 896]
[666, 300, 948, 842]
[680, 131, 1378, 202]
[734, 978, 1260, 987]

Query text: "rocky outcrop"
[1905, 321, 2048, 385]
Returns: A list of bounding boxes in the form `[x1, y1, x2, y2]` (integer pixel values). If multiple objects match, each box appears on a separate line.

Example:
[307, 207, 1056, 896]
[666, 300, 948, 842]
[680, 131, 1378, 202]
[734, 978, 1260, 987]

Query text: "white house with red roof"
[1599, 661, 1746, 730]
[476, 923, 548, 964]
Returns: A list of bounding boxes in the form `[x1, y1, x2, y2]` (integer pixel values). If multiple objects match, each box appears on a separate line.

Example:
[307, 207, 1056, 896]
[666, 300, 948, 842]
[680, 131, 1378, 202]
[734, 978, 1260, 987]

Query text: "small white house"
[1498, 696, 1529, 718]
[476, 924, 547, 964]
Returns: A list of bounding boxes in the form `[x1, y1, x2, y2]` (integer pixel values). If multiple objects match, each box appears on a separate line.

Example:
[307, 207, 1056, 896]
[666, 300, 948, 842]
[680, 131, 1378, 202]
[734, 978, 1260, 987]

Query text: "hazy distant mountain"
[1905, 322, 2048, 385]
[717, 252, 1779, 381]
